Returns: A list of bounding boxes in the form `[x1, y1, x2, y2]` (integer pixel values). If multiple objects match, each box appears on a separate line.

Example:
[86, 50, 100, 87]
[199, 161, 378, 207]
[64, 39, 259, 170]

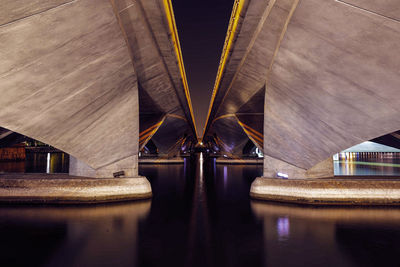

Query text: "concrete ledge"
[250, 177, 400, 205]
[0, 174, 152, 204]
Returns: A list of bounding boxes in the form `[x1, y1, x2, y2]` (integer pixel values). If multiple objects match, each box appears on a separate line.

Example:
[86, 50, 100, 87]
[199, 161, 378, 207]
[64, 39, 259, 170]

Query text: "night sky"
[172, 0, 234, 137]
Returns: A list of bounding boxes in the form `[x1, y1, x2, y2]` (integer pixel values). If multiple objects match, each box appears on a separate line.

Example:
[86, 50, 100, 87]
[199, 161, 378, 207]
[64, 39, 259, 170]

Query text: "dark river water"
[0, 153, 400, 266]
[2, 152, 400, 177]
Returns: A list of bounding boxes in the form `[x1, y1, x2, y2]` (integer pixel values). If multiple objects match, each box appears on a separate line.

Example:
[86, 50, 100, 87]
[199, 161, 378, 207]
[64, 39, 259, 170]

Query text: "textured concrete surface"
[0, 174, 152, 204]
[264, 0, 400, 170]
[203, 0, 400, 177]
[69, 155, 139, 178]
[0, 0, 197, 180]
[0, 0, 140, 177]
[263, 155, 334, 179]
[111, 0, 198, 152]
[251, 177, 400, 205]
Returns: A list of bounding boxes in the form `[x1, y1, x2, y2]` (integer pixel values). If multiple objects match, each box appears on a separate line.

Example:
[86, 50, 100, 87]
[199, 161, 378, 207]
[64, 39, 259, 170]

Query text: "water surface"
[0, 154, 399, 267]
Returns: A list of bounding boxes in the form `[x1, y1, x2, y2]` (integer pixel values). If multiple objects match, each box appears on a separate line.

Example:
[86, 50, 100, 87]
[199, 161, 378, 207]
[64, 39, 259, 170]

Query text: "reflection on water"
[334, 152, 400, 176]
[137, 155, 265, 267]
[0, 152, 69, 173]
[1, 156, 400, 266]
[252, 201, 400, 267]
[0, 201, 150, 267]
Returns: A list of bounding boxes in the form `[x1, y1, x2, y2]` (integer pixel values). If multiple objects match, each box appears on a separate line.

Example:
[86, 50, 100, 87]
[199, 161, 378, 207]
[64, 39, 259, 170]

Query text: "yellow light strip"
[139, 131, 155, 142]
[237, 120, 263, 139]
[166, 113, 187, 121]
[162, 0, 198, 139]
[245, 129, 263, 142]
[235, 118, 263, 149]
[139, 117, 166, 149]
[139, 122, 161, 137]
[244, 130, 263, 144]
[211, 114, 236, 124]
[202, 0, 246, 140]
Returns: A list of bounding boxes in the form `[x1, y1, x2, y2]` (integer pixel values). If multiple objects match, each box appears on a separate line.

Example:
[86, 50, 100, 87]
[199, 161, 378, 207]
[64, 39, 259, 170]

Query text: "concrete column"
[70, 155, 139, 178]
[69, 156, 96, 178]
[263, 155, 334, 179]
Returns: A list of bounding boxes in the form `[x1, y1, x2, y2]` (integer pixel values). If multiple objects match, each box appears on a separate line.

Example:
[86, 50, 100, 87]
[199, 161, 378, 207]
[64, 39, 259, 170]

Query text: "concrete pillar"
[263, 155, 334, 179]
[70, 155, 139, 178]
[69, 156, 96, 178]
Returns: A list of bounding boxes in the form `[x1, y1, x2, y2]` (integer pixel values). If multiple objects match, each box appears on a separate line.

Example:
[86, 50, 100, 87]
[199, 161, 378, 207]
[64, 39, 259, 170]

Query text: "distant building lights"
[277, 172, 289, 179]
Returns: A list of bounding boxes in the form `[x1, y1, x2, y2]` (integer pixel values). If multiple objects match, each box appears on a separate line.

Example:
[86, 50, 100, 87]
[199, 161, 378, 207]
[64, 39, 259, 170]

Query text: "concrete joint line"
[139, 0, 195, 135]
[0, 0, 78, 28]
[334, 0, 400, 23]
[214, 0, 277, 118]
[265, 0, 299, 82]
[119, 2, 137, 13]
[109, 0, 138, 70]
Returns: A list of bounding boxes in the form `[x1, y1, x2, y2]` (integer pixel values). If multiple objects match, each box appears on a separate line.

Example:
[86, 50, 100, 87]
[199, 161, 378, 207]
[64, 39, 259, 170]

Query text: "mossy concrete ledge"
[0, 174, 152, 204]
[250, 177, 400, 205]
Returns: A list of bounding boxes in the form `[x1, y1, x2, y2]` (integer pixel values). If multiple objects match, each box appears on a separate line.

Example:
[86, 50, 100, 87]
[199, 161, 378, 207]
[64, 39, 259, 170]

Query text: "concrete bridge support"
[0, 0, 152, 202]
[248, 0, 400, 204]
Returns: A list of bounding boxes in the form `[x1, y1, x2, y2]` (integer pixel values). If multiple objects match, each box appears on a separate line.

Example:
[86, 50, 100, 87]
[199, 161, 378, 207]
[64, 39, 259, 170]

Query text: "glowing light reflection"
[46, 153, 50, 174]
[223, 166, 228, 189]
[277, 217, 290, 240]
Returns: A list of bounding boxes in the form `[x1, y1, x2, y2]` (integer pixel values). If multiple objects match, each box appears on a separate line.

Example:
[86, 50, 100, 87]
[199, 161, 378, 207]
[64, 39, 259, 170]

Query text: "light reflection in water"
[252, 201, 400, 266]
[277, 217, 290, 240]
[183, 158, 187, 176]
[199, 153, 204, 190]
[223, 165, 228, 190]
[213, 158, 217, 179]
[0, 152, 69, 173]
[0, 201, 151, 266]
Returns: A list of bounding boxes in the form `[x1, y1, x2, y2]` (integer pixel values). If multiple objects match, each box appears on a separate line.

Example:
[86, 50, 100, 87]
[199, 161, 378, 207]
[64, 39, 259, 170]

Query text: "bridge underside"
[0, 0, 197, 180]
[203, 0, 400, 179]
